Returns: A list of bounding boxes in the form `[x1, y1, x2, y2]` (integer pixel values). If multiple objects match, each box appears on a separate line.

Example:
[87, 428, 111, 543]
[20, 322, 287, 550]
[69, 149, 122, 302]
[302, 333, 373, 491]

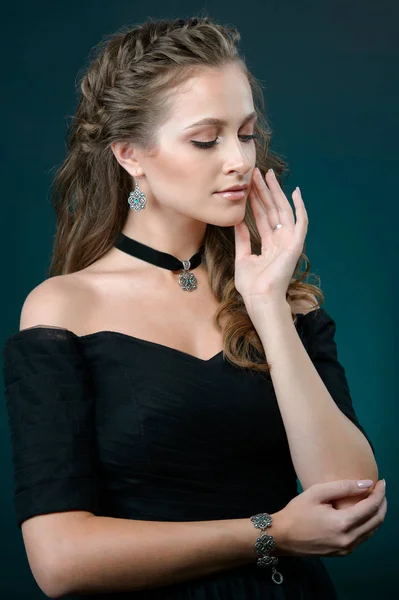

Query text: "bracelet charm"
[250, 512, 284, 585]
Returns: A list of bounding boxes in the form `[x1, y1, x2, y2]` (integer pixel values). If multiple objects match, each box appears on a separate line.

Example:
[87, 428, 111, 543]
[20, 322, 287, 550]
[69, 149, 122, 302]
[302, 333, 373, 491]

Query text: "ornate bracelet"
[250, 512, 284, 585]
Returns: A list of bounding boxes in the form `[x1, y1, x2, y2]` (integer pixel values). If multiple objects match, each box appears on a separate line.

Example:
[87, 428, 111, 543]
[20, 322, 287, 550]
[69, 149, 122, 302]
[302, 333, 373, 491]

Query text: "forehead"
[165, 64, 254, 128]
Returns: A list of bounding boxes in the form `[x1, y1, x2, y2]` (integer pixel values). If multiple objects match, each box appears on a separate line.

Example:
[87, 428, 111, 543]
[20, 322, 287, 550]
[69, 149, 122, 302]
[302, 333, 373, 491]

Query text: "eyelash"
[190, 134, 257, 149]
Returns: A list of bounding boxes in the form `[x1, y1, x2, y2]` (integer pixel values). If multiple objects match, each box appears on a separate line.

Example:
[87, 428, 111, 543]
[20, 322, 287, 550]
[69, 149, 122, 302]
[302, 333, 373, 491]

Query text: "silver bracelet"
[250, 512, 284, 585]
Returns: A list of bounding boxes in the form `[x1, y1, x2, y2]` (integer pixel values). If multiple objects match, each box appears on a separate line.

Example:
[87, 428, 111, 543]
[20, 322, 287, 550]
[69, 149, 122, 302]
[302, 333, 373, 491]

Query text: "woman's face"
[122, 62, 257, 227]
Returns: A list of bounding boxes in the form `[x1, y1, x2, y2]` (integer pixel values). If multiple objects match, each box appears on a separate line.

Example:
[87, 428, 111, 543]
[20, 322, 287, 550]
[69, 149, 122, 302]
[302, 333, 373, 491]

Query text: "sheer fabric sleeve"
[2, 326, 99, 529]
[296, 308, 375, 455]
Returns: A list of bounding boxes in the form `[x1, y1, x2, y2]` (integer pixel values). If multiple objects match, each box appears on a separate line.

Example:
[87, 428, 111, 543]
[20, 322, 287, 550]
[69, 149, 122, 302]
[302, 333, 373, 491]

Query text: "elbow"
[43, 548, 83, 599]
[30, 561, 64, 599]
[26, 539, 75, 599]
[323, 461, 380, 511]
[367, 461, 379, 485]
[22, 541, 66, 599]
[22, 511, 96, 598]
[328, 459, 379, 489]
[300, 456, 379, 494]
[352, 447, 379, 485]
[23, 533, 73, 598]
[37, 557, 70, 599]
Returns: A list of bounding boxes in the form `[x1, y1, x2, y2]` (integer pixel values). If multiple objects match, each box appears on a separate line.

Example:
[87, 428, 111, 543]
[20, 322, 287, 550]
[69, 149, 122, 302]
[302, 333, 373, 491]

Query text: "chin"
[209, 213, 247, 228]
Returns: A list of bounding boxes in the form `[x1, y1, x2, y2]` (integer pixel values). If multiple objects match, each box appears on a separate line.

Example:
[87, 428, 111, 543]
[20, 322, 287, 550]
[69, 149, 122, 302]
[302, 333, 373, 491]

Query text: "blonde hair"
[49, 15, 324, 375]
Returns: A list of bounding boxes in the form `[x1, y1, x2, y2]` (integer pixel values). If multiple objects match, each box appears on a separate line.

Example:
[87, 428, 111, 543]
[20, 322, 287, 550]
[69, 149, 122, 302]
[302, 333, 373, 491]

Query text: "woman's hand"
[234, 167, 307, 310]
[274, 479, 387, 557]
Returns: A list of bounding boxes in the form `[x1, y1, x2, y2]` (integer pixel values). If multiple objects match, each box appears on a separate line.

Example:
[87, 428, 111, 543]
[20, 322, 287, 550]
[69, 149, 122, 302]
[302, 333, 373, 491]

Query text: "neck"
[121, 210, 207, 260]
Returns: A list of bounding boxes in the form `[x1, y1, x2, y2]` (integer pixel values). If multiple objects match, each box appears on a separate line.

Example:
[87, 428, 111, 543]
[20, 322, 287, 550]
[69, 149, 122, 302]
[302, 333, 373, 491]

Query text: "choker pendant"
[178, 259, 198, 292]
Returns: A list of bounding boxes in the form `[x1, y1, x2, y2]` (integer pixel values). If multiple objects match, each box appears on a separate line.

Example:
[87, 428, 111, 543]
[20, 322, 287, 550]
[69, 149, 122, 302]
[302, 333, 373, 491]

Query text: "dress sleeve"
[296, 308, 375, 455]
[2, 326, 99, 529]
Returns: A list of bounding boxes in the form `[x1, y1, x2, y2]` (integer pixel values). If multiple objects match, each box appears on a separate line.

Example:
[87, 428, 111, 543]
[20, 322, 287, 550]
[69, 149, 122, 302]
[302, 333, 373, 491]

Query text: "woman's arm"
[47, 511, 287, 597]
[251, 299, 377, 495]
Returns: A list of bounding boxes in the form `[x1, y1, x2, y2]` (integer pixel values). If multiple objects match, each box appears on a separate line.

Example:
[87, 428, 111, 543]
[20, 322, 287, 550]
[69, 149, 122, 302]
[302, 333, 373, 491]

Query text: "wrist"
[245, 297, 291, 327]
[241, 511, 291, 561]
[265, 510, 291, 557]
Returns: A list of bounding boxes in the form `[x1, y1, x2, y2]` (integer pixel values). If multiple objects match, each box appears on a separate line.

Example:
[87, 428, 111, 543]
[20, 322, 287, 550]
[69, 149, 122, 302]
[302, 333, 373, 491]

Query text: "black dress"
[2, 307, 374, 599]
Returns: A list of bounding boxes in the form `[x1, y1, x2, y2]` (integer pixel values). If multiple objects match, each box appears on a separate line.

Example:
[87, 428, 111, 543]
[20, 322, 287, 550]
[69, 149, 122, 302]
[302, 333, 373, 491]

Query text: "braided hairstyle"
[49, 15, 323, 374]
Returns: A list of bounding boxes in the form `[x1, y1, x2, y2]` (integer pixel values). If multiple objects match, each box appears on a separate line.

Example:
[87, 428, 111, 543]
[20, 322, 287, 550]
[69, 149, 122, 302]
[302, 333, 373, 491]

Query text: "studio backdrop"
[1, 1, 397, 599]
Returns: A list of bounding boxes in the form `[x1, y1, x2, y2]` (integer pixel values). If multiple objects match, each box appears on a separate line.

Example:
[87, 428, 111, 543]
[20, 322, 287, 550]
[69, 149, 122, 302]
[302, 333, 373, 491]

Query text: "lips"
[217, 184, 248, 193]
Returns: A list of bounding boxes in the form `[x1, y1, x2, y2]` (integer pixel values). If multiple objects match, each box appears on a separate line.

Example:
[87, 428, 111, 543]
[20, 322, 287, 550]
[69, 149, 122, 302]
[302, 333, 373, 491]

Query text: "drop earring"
[127, 174, 147, 211]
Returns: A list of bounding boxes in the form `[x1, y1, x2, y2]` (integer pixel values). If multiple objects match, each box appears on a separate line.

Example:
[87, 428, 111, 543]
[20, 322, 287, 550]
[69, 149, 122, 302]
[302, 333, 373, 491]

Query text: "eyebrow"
[183, 111, 257, 130]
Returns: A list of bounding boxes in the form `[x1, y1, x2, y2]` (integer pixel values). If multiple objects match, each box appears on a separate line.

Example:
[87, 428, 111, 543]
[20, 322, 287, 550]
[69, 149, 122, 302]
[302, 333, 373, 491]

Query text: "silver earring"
[128, 175, 147, 211]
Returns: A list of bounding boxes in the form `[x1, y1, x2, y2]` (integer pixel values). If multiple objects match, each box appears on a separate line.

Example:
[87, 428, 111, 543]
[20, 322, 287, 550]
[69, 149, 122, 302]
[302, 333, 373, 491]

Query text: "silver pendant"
[178, 259, 198, 291]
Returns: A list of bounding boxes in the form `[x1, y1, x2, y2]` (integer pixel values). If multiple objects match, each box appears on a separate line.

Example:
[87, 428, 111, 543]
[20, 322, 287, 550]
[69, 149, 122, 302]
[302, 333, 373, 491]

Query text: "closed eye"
[191, 134, 257, 149]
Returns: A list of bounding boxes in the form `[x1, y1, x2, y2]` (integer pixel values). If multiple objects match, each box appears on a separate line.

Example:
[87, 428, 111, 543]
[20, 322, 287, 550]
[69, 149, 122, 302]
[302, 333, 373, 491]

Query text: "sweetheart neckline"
[9, 326, 224, 364]
[7, 309, 324, 365]
[78, 329, 224, 363]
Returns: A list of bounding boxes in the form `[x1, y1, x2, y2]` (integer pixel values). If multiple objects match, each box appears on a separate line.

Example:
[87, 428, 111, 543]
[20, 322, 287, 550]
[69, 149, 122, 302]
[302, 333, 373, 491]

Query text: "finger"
[234, 218, 252, 262]
[313, 479, 377, 503]
[292, 187, 309, 240]
[253, 168, 281, 227]
[347, 496, 387, 547]
[264, 169, 295, 228]
[344, 480, 386, 529]
[350, 497, 387, 543]
[248, 184, 274, 238]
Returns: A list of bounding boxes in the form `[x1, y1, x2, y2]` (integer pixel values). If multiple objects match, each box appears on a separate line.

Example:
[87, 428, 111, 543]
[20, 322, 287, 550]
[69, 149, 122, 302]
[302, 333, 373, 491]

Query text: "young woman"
[3, 15, 386, 600]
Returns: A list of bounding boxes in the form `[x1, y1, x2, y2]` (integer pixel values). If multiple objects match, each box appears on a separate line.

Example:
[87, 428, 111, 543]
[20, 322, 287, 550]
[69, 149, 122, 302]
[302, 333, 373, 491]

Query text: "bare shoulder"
[290, 292, 320, 316]
[19, 273, 90, 332]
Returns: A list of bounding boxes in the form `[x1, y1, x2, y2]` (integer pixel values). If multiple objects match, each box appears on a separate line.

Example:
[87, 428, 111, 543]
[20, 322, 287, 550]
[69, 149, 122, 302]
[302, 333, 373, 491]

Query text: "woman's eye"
[190, 134, 257, 149]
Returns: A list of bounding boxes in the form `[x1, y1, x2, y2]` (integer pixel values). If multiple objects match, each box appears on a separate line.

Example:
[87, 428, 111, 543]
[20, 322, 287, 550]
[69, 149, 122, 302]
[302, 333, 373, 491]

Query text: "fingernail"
[383, 479, 386, 490]
[296, 186, 301, 194]
[268, 168, 274, 174]
[357, 479, 374, 488]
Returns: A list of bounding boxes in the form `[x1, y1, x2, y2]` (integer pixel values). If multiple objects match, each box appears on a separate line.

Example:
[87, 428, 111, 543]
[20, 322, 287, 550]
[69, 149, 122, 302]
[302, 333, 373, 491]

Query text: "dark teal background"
[1, 1, 397, 598]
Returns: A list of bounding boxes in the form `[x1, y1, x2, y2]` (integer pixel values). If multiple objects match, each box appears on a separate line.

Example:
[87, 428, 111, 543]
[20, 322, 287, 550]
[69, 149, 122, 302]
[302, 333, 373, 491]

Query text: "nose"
[222, 138, 253, 175]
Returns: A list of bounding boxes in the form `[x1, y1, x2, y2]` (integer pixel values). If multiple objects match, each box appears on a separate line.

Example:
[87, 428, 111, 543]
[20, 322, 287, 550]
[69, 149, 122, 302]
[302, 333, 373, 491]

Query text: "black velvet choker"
[114, 232, 205, 292]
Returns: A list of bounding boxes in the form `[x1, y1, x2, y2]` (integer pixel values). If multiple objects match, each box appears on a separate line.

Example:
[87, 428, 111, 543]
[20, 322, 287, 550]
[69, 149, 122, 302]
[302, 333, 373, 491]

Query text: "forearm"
[53, 512, 288, 597]
[252, 300, 377, 491]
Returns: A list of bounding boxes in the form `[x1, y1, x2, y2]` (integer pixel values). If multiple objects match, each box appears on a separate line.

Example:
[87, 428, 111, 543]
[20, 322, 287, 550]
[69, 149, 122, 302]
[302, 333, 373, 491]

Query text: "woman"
[3, 15, 386, 599]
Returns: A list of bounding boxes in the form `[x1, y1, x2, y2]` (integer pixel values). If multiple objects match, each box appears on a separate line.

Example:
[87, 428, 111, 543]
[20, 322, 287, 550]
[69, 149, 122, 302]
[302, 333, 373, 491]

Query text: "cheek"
[152, 149, 206, 188]
[144, 152, 181, 191]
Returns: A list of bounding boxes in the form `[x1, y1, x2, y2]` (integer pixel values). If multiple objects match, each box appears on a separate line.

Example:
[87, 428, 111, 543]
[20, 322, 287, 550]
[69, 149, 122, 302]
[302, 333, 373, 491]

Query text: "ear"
[111, 141, 143, 177]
